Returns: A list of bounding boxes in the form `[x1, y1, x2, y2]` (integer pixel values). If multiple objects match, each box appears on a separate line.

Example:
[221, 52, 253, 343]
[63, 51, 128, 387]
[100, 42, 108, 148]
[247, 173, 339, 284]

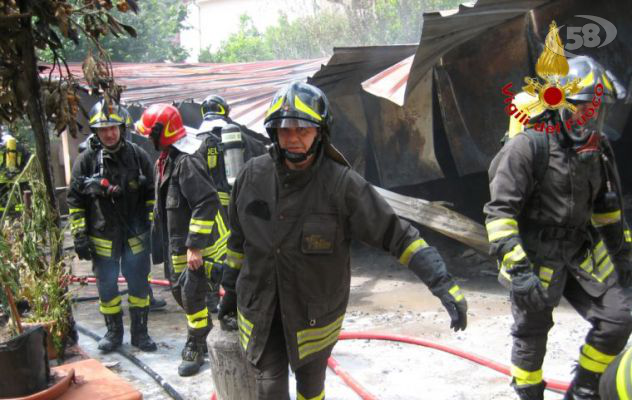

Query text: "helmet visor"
[264, 118, 319, 129]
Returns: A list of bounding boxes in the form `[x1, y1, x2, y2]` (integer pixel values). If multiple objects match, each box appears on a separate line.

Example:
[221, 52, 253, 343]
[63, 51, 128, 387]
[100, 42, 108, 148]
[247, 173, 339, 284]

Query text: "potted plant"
[0, 155, 73, 361]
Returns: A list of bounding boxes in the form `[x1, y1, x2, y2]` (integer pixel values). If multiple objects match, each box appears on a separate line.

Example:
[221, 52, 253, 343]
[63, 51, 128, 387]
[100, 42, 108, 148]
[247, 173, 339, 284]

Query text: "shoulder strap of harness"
[524, 130, 549, 184]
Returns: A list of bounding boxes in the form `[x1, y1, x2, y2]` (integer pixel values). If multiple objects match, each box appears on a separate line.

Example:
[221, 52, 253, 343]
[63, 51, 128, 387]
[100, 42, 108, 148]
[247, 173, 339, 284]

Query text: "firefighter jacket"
[226, 147, 445, 370]
[197, 120, 267, 210]
[484, 130, 632, 302]
[68, 140, 154, 259]
[151, 147, 226, 276]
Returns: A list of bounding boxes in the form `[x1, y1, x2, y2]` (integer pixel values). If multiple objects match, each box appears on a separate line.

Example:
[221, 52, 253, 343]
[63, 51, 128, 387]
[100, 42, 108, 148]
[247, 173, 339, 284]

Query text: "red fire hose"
[71, 277, 570, 398]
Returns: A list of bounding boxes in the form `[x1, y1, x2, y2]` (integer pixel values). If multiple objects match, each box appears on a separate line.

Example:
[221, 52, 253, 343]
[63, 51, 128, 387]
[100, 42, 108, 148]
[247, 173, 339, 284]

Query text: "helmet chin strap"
[279, 135, 322, 164]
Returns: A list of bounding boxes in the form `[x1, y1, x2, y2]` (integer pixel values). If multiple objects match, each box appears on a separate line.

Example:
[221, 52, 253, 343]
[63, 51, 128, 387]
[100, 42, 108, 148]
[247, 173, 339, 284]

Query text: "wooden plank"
[373, 186, 490, 254]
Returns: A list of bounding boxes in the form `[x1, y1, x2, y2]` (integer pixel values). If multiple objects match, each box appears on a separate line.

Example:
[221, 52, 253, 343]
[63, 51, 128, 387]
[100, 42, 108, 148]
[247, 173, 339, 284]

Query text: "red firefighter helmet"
[136, 103, 186, 149]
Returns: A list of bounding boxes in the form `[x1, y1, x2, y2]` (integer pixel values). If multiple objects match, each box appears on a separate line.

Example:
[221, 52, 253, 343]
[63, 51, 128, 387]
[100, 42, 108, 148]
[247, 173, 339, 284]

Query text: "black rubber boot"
[148, 286, 167, 311]
[178, 335, 206, 377]
[130, 307, 157, 352]
[564, 366, 601, 400]
[98, 313, 123, 353]
[512, 380, 545, 400]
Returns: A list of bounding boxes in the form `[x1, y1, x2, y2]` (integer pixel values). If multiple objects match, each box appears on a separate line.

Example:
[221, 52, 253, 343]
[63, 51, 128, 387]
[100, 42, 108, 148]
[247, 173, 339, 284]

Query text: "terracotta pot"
[21, 321, 57, 360]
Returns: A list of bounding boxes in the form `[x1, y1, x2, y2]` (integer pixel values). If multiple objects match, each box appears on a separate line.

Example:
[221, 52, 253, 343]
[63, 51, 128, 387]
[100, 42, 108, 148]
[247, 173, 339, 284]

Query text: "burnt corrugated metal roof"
[62, 59, 327, 132]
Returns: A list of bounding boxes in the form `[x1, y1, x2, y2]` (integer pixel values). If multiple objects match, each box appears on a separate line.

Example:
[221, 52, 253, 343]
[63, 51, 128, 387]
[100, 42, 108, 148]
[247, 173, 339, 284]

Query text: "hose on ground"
[336, 331, 570, 394]
[71, 276, 171, 287]
[72, 290, 128, 303]
[76, 324, 185, 400]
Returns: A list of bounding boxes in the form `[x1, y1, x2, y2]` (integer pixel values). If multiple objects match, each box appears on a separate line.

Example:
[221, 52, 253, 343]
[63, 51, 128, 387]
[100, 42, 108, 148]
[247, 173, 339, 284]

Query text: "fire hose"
[71, 276, 571, 398]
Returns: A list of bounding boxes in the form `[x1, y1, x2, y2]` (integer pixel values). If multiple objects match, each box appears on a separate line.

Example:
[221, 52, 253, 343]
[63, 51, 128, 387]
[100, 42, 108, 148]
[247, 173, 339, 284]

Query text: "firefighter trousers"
[169, 262, 211, 337]
[511, 272, 632, 377]
[93, 246, 151, 314]
[251, 306, 329, 400]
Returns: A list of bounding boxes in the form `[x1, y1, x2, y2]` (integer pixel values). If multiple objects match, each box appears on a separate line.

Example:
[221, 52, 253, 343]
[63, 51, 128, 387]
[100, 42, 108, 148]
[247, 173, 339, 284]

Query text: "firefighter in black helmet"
[484, 54, 632, 400]
[68, 98, 157, 353]
[196, 94, 266, 314]
[219, 81, 467, 399]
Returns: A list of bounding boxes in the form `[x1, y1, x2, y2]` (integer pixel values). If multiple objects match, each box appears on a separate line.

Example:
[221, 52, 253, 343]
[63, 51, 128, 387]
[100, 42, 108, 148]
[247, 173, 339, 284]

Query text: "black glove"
[74, 236, 92, 260]
[408, 246, 467, 331]
[218, 290, 238, 331]
[616, 262, 632, 288]
[432, 278, 468, 332]
[510, 268, 548, 312]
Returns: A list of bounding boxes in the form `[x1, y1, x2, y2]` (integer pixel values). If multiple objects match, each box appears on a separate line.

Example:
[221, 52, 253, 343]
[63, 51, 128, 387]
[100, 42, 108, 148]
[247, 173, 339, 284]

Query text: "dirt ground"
[62, 233, 605, 400]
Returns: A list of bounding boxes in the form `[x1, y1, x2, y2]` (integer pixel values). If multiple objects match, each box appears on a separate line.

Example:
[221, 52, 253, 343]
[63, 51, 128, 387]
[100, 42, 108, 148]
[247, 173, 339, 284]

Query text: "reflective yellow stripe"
[486, 218, 519, 242]
[237, 309, 254, 351]
[172, 253, 187, 273]
[448, 284, 464, 302]
[583, 343, 616, 364]
[399, 238, 428, 266]
[218, 192, 230, 206]
[592, 210, 621, 227]
[595, 256, 614, 282]
[128, 295, 150, 308]
[89, 236, 112, 248]
[69, 208, 84, 214]
[298, 389, 325, 400]
[99, 296, 122, 315]
[594, 241, 608, 264]
[298, 326, 341, 360]
[539, 266, 553, 282]
[625, 229, 631, 243]
[294, 95, 322, 121]
[580, 252, 594, 274]
[511, 365, 543, 385]
[145, 200, 155, 206]
[617, 347, 632, 399]
[580, 353, 611, 373]
[148, 212, 154, 222]
[266, 95, 284, 117]
[127, 235, 146, 255]
[297, 314, 345, 345]
[579, 343, 616, 373]
[502, 244, 526, 270]
[186, 307, 209, 329]
[189, 226, 213, 234]
[227, 249, 244, 270]
[190, 218, 213, 226]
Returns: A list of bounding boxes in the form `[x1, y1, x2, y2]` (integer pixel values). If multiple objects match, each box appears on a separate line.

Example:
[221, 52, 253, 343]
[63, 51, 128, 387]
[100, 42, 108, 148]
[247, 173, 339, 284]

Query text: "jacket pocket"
[166, 184, 180, 209]
[301, 217, 337, 255]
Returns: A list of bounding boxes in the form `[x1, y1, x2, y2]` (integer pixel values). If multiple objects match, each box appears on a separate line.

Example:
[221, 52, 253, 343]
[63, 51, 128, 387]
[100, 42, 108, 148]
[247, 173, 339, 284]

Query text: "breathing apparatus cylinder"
[221, 124, 245, 186]
[6, 136, 17, 171]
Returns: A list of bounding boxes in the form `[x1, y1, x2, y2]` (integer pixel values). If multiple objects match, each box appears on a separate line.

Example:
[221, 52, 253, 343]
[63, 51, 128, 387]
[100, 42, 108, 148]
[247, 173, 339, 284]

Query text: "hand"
[74, 236, 92, 260]
[218, 290, 238, 331]
[511, 269, 548, 312]
[187, 247, 203, 270]
[433, 282, 468, 332]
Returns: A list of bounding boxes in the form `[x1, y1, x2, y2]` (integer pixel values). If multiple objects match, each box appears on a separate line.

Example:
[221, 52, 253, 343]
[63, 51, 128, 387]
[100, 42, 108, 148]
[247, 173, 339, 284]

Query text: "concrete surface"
[68, 239, 598, 400]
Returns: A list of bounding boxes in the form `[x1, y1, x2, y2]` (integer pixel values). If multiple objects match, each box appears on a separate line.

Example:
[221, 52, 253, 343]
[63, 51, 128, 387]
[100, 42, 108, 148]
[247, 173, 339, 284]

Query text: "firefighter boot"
[178, 335, 205, 377]
[98, 313, 123, 353]
[149, 286, 167, 311]
[130, 307, 157, 352]
[512, 381, 545, 400]
[564, 366, 601, 400]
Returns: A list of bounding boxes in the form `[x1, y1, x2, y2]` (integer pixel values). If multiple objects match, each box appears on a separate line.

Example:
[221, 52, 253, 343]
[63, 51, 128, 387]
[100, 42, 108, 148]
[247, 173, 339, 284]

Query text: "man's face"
[277, 126, 318, 154]
[96, 125, 121, 148]
[571, 102, 599, 121]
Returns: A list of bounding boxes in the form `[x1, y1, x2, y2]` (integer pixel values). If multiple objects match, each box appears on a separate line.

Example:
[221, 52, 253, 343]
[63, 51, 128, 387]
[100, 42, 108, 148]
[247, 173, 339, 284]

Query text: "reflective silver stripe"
[502, 244, 526, 271]
[297, 314, 345, 359]
[591, 210, 621, 227]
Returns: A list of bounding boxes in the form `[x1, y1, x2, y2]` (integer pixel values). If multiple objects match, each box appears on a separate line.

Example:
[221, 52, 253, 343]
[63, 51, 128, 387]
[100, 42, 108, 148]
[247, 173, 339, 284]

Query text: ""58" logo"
[547, 15, 617, 56]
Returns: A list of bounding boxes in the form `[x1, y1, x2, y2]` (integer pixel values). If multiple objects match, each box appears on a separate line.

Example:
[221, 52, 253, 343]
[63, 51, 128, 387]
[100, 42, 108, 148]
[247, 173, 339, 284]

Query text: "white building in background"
[181, 0, 335, 62]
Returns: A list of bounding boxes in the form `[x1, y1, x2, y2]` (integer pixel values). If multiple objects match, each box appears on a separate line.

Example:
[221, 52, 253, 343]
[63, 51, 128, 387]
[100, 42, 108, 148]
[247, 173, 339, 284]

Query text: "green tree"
[51, 0, 188, 62]
[200, 0, 463, 63]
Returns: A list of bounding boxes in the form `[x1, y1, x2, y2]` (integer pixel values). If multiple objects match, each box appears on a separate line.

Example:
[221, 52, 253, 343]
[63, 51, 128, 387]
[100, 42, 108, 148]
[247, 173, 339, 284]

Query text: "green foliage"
[0, 156, 73, 355]
[41, 0, 189, 63]
[199, 0, 463, 62]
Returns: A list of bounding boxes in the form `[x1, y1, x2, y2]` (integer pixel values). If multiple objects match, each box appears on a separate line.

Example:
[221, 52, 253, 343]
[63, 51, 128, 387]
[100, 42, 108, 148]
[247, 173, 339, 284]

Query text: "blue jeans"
[93, 244, 151, 310]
